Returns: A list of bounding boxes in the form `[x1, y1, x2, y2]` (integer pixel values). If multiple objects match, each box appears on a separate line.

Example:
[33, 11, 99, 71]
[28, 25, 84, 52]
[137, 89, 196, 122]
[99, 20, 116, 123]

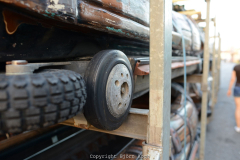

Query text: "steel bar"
[144, 0, 172, 159]
[200, 0, 211, 159]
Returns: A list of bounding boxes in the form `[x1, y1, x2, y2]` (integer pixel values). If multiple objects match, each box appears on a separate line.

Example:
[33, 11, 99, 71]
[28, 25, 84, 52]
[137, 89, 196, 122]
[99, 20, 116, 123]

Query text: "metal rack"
[174, 0, 221, 159]
[62, 0, 172, 158]
[61, 0, 221, 159]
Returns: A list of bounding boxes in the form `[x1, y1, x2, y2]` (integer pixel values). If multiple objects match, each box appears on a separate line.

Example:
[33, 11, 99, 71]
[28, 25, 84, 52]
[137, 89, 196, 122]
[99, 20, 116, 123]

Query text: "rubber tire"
[0, 70, 87, 134]
[84, 50, 133, 130]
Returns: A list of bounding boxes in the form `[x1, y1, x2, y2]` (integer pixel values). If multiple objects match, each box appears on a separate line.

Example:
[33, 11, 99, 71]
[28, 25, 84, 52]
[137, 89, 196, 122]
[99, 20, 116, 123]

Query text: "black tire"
[84, 50, 133, 130]
[0, 70, 86, 134]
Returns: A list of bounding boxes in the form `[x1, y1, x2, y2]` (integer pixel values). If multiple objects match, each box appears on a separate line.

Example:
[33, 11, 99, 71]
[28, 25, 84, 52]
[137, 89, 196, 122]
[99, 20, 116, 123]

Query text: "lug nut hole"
[118, 103, 122, 108]
[115, 80, 119, 86]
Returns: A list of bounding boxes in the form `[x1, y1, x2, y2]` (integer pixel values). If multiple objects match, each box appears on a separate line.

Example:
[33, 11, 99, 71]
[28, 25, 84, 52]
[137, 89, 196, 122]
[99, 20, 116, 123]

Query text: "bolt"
[6, 61, 12, 65]
[10, 60, 28, 65]
[121, 87, 125, 94]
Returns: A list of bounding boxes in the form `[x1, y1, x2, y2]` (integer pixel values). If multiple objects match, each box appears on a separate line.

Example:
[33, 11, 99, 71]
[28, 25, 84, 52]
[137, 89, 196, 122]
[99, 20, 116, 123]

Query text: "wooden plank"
[172, 0, 189, 3]
[200, 0, 211, 159]
[173, 74, 203, 83]
[171, 60, 201, 69]
[146, 0, 172, 159]
[211, 19, 217, 107]
[91, 0, 149, 26]
[0, 125, 60, 151]
[195, 18, 215, 23]
[61, 108, 148, 140]
[178, 11, 201, 19]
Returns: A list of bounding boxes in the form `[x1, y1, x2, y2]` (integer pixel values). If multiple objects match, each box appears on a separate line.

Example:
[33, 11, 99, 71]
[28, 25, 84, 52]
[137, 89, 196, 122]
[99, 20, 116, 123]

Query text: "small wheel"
[84, 50, 133, 130]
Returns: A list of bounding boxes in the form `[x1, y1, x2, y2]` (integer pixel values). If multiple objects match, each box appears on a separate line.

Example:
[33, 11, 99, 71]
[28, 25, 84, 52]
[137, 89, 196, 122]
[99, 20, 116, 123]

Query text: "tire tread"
[0, 70, 86, 134]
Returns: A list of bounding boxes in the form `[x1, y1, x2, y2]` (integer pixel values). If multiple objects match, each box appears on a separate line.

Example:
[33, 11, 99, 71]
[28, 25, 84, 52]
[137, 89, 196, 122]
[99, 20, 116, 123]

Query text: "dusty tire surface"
[0, 70, 87, 134]
[84, 50, 133, 130]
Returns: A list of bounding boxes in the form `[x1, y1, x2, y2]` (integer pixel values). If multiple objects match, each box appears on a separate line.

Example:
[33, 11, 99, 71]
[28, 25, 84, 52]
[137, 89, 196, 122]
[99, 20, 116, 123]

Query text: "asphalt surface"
[205, 62, 240, 160]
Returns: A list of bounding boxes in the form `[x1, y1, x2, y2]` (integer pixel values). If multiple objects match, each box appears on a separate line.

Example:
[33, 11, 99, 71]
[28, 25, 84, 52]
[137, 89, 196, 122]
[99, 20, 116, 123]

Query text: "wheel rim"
[106, 64, 132, 118]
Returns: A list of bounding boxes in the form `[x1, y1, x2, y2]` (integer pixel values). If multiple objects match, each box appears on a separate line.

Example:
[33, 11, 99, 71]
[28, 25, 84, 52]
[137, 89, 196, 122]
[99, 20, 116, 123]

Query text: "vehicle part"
[84, 50, 133, 130]
[6, 60, 70, 75]
[170, 83, 199, 160]
[0, 5, 203, 63]
[0, 69, 86, 134]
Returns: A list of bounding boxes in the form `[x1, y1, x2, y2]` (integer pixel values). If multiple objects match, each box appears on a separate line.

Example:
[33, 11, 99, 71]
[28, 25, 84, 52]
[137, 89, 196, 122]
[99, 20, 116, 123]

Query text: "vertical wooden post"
[143, 0, 172, 159]
[200, 0, 211, 159]
[211, 18, 216, 107]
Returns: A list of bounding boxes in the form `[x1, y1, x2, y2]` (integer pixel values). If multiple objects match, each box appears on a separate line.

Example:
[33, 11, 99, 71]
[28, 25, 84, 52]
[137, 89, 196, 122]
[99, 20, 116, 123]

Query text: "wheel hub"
[106, 64, 132, 118]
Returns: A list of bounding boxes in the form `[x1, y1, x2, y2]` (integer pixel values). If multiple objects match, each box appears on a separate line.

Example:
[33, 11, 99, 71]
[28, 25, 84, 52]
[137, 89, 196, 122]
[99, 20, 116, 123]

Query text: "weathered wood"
[200, 0, 211, 159]
[61, 108, 148, 140]
[217, 34, 221, 92]
[0, 0, 203, 49]
[145, 0, 172, 159]
[78, 1, 149, 41]
[0, 0, 149, 41]
[195, 18, 214, 23]
[91, 0, 149, 26]
[211, 18, 217, 107]
[172, 0, 189, 2]
[0, 125, 60, 151]
[173, 74, 203, 83]
[178, 10, 202, 19]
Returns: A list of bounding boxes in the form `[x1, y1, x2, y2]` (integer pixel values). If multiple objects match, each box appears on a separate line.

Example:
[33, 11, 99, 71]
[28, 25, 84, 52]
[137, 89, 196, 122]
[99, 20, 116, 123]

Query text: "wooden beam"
[195, 18, 215, 23]
[178, 10, 202, 20]
[211, 17, 217, 108]
[61, 108, 148, 140]
[200, 0, 211, 159]
[0, 125, 60, 151]
[172, 0, 189, 3]
[173, 74, 203, 83]
[144, 0, 172, 159]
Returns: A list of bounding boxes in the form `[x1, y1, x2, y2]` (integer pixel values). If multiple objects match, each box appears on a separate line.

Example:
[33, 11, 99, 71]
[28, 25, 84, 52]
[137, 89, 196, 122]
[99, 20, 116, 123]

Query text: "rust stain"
[74, 124, 90, 129]
[2, 9, 37, 34]
[92, 0, 149, 26]
[0, 0, 149, 41]
[171, 60, 201, 69]
[133, 61, 149, 75]
[78, 1, 149, 40]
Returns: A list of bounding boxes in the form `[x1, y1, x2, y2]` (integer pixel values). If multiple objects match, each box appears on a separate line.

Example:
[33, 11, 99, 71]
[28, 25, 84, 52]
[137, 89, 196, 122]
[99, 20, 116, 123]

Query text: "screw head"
[8, 60, 28, 65]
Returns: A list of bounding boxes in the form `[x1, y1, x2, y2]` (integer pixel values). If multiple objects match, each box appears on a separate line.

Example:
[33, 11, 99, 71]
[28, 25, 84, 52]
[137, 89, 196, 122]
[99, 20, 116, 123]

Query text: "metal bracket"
[6, 60, 70, 75]
[134, 61, 149, 76]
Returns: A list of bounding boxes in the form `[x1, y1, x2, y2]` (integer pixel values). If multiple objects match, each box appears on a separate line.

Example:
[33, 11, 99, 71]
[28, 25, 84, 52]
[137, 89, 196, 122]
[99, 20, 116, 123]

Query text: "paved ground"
[205, 62, 240, 160]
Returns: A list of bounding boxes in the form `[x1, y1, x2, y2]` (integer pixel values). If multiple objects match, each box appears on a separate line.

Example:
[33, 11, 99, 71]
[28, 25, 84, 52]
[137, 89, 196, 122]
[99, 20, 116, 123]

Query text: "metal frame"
[0, 0, 222, 159]
[175, 0, 220, 159]
[61, 0, 222, 159]
[200, 2, 221, 160]
[62, 0, 173, 159]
